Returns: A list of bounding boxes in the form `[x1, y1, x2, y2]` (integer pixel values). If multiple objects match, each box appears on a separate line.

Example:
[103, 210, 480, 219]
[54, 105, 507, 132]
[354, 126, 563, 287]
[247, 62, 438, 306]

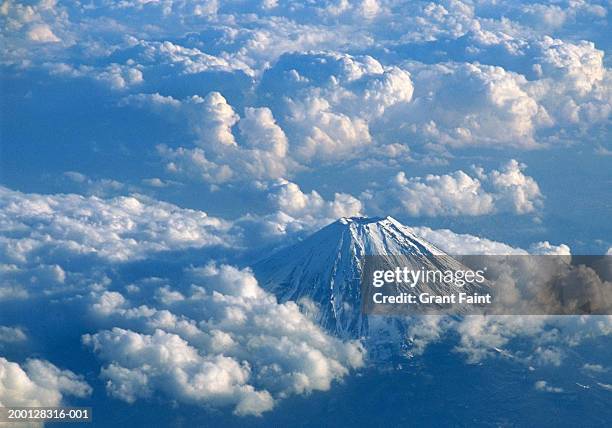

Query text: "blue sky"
[1, 0, 611, 422]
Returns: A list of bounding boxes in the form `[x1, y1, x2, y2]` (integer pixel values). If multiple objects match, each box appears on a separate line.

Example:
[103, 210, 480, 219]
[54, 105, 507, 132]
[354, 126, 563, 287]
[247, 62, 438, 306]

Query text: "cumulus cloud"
[454, 316, 547, 363]
[86, 328, 274, 414]
[528, 241, 571, 256]
[194, 91, 240, 148]
[582, 363, 608, 374]
[374, 169, 495, 217]
[535, 263, 612, 315]
[47, 62, 144, 90]
[408, 226, 526, 255]
[0, 186, 234, 264]
[260, 52, 414, 162]
[0, 262, 69, 301]
[141, 40, 253, 76]
[285, 95, 372, 161]
[416, 237, 611, 317]
[239, 107, 289, 157]
[364, 159, 543, 217]
[0, 357, 91, 407]
[0, 326, 27, 344]
[0, 181, 608, 409]
[0, 180, 362, 300]
[83, 263, 365, 416]
[486, 159, 544, 214]
[27, 23, 60, 43]
[234, 179, 363, 243]
[521, 37, 611, 131]
[124, 92, 297, 184]
[357, 226, 612, 363]
[268, 179, 362, 224]
[411, 313, 612, 366]
[1, 0, 71, 65]
[62, 171, 127, 197]
[534, 380, 563, 393]
[392, 62, 551, 148]
[408, 221, 571, 260]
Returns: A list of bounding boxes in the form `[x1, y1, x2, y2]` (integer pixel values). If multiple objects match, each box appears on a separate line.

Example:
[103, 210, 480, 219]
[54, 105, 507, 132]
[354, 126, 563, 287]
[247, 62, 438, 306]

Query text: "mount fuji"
[253, 216, 489, 351]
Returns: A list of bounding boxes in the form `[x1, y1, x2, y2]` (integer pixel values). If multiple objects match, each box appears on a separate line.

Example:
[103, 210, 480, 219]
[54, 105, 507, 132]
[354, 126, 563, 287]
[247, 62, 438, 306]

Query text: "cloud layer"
[0, 186, 234, 264]
[83, 263, 364, 415]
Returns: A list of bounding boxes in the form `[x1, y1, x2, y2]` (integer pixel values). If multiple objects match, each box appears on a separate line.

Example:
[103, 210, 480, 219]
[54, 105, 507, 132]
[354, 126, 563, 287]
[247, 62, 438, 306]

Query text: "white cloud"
[1, 2, 609, 155]
[582, 363, 608, 373]
[285, 95, 372, 161]
[47, 62, 144, 90]
[374, 170, 495, 217]
[532, 346, 563, 366]
[405, 316, 449, 356]
[145, 40, 253, 76]
[0, 277, 29, 301]
[364, 226, 611, 363]
[454, 316, 547, 363]
[141, 177, 170, 188]
[62, 171, 126, 197]
[528, 241, 571, 256]
[0, 180, 362, 291]
[537, 38, 604, 95]
[0, 357, 91, 407]
[159, 146, 236, 184]
[260, 52, 414, 162]
[409, 222, 571, 256]
[86, 328, 273, 414]
[1, 0, 71, 66]
[597, 382, 612, 391]
[0, 186, 234, 264]
[534, 380, 563, 393]
[239, 107, 289, 157]
[268, 179, 362, 223]
[27, 23, 60, 42]
[487, 159, 543, 214]
[233, 179, 363, 243]
[120, 92, 182, 109]
[91, 291, 127, 316]
[0, 182, 609, 405]
[132, 92, 297, 184]
[128, 52, 466, 185]
[83, 263, 365, 416]
[392, 62, 552, 148]
[409, 226, 527, 256]
[0, 326, 27, 343]
[364, 160, 543, 217]
[447, 313, 612, 365]
[194, 92, 240, 148]
[530, 37, 611, 128]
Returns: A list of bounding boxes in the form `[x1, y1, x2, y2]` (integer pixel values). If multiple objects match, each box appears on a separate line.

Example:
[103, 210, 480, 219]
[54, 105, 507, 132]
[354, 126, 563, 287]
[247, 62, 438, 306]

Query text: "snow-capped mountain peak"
[253, 216, 485, 343]
[334, 215, 446, 256]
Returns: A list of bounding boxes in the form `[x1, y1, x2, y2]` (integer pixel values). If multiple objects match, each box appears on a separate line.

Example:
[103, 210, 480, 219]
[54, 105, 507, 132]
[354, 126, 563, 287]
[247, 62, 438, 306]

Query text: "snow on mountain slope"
[253, 216, 488, 345]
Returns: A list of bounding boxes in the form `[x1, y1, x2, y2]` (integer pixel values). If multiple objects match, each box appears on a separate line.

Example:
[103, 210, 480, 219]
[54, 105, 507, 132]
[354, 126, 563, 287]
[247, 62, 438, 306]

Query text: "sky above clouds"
[0, 0, 611, 421]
